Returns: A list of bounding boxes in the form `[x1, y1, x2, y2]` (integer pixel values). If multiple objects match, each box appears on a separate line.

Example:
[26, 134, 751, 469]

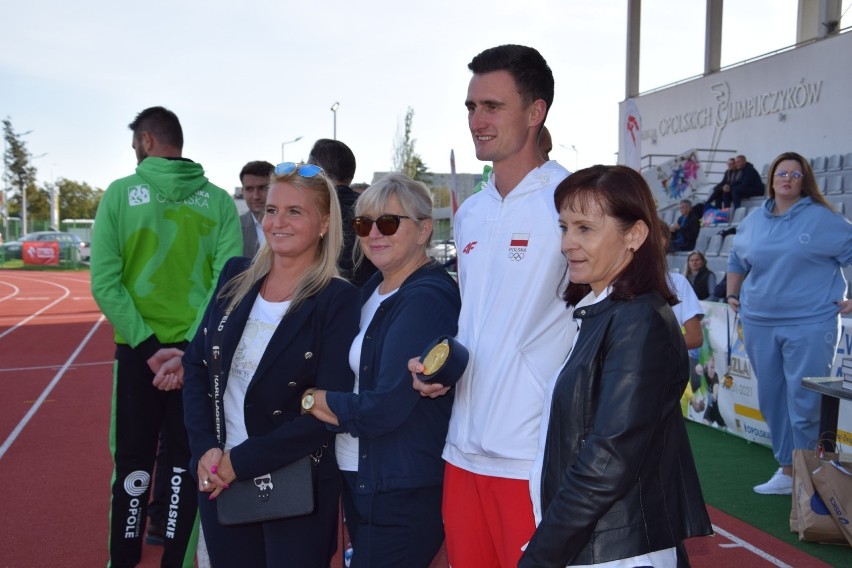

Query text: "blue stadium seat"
[843, 153, 852, 170]
[811, 156, 828, 173]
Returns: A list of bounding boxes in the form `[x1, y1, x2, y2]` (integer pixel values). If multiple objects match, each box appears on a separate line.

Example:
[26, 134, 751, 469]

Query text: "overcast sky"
[1, 0, 813, 194]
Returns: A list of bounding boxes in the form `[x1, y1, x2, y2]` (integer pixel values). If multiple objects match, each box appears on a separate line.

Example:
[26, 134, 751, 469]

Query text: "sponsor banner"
[683, 302, 852, 447]
[22, 241, 59, 265]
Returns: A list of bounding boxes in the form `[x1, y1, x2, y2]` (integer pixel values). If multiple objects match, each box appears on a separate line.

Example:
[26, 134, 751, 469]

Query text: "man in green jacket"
[91, 106, 242, 568]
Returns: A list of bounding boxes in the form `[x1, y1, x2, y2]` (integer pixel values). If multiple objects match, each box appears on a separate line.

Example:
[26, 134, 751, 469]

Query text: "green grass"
[687, 421, 852, 565]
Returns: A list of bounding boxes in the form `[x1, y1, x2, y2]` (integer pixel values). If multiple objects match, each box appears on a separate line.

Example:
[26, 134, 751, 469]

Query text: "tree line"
[3, 118, 103, 228]
[4, 106, 435, 234]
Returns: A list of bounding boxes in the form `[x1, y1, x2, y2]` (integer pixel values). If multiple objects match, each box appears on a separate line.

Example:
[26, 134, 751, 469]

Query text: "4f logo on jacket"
[128, 185, 151, 206]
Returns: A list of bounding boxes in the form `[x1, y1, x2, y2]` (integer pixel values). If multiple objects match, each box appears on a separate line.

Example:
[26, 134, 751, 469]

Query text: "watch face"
[302, 393, 315, 410]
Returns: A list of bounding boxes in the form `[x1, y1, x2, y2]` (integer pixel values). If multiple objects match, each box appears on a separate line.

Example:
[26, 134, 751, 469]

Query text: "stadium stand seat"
[842, 153, 852, 170]
[705, 234, 723, 256]
[719, 234, 734, 256]
[825, 175, 844, 195]
[827, 154, 843, 171]
[831, 200, 844, 214]
[811, 155, 828, 172]
[693, 232, 711, 255]
[730, 207, 747, 225]
[842, 171, 852, 194]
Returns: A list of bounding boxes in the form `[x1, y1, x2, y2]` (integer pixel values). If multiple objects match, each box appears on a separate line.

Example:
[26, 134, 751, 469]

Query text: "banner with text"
[683, 302, 852, 447]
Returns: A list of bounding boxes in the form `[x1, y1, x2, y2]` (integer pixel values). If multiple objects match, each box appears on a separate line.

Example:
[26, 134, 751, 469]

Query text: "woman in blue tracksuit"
[304, 173, 461, 568]
[727, 151, 852, 495]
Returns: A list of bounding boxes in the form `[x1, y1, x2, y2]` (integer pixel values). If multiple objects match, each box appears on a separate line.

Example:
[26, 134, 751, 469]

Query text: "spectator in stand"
[238, 160, 275, 257]
[684, 251, 717, 300]
[669, 199, 700, 251]
[727, 151, 852, 495]
[729, 155, 765, 209]
[705, 157, 736, 210]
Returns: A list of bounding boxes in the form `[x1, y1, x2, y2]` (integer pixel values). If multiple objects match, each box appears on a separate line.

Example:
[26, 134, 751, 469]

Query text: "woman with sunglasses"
[181, 162, 360, 566]
[303, 173, 461, 568]
[727, 151, 852, 496]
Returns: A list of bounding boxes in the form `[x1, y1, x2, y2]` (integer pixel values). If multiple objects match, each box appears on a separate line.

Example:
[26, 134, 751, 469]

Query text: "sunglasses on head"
[352, 214, 416, 237]
[274, 162, 322, 177]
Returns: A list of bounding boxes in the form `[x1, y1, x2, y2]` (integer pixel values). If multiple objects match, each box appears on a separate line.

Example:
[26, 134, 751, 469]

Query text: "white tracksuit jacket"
[444, 160, 576, 480]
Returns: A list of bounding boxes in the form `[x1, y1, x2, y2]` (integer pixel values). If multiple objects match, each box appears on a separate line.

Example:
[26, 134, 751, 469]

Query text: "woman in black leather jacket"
[520, 165, 712, 567]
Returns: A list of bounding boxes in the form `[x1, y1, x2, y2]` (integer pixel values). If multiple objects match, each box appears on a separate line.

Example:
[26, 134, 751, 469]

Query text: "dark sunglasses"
[352, 214, 416, 237]
[274, 162, 322, 177]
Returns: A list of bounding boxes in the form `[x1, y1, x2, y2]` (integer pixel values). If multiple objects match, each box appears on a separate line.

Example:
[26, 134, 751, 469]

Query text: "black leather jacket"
[520, 292, 712, 567]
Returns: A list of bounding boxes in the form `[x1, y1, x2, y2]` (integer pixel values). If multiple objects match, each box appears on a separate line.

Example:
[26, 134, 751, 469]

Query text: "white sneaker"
[753, 467, 793, 495]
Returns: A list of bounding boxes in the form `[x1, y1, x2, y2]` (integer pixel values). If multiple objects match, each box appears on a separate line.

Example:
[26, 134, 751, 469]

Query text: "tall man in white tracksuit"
[416, 44, 575, 568]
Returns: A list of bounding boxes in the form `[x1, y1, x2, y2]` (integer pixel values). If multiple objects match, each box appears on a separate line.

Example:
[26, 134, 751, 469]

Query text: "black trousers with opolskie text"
[108, 344, 197, 568]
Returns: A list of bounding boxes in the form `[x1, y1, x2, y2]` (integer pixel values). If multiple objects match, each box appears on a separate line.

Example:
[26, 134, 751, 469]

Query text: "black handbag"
[208, 310, 318, 525]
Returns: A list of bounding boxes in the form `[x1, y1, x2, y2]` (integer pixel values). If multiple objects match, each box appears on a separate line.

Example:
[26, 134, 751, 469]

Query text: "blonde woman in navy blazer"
[182, 163, 359, 567]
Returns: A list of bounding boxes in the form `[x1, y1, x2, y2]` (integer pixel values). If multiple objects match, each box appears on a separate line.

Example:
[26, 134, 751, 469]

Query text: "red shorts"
[442, 462, 536, 568]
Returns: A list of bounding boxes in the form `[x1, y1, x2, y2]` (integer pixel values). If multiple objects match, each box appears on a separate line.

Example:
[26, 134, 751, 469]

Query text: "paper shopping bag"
[791, 448, 848, 544]
[811, 458, 852, 547]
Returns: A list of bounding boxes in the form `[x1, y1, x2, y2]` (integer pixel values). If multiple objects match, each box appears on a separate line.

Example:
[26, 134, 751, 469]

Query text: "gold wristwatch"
[301, 390, 316, 413]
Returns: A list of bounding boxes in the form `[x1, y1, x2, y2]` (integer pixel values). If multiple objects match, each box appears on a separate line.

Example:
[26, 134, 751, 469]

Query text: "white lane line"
[712, 524, 795, 568]
[0, 316, 105, 462]
[0, 360, 113, 373]
[0, 283, 71, 340]
[0, 281, 21, 303]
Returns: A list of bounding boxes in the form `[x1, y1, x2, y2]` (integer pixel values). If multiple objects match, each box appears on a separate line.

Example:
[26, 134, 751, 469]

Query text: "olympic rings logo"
[508, 252, 525, 261]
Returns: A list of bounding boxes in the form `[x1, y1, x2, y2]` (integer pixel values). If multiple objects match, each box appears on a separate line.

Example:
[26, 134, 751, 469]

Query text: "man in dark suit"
[238, 161, 274, 257]
[308, 139, 377, 287]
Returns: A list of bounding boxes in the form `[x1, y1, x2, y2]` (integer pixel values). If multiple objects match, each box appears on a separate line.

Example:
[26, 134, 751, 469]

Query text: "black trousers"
[341, 472, 444, 568]
[108, 344, 197, 568]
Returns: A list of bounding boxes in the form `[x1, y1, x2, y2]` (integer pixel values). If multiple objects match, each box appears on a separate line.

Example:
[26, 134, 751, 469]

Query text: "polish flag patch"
[510, 233, 530, 247]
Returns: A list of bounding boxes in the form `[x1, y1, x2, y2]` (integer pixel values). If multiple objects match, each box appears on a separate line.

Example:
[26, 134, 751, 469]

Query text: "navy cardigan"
[325, 261, 461, 494]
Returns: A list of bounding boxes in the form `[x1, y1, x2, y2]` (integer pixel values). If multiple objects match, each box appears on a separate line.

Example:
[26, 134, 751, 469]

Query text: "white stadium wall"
[620, 30, 852, 176]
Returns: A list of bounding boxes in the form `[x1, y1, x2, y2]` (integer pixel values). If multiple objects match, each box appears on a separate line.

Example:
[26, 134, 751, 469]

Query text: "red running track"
[0, 270, 831, 567]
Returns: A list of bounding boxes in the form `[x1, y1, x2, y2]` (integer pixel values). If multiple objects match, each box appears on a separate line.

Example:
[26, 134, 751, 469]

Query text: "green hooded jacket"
[91, 157, 242, 352]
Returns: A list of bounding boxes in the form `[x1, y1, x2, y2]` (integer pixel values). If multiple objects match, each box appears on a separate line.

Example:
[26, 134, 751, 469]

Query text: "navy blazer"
[183, 257, 359, 481]
[325, 261, 460, 494]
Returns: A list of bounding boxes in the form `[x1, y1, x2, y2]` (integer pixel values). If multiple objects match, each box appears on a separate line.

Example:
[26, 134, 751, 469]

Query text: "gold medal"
[422, 340, 450, 375]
